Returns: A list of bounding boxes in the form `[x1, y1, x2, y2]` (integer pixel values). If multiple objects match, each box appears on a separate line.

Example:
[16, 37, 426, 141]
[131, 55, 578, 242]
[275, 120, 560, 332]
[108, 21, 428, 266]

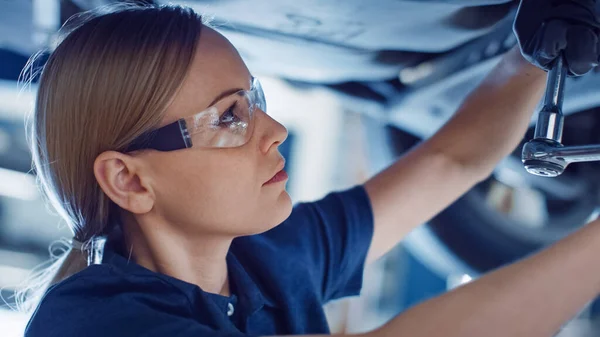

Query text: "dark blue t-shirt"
[25, 185, 374, 336]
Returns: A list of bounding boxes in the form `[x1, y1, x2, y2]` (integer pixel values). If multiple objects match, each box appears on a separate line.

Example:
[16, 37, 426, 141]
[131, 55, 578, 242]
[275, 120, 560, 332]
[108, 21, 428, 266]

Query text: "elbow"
[464, 159, 496, 184]
[425, 139, 497, 186]
[449, 152, 496, 185]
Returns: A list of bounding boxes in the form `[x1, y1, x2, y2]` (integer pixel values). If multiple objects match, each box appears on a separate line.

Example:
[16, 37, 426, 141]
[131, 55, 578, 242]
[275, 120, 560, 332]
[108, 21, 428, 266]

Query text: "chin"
[275, 190, 293, 221]
[249, 190, 293, 235]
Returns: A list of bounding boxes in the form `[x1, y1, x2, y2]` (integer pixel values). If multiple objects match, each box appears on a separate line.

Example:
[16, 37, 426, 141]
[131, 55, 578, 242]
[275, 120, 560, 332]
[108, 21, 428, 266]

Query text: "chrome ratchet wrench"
[522, 56, 600, 177]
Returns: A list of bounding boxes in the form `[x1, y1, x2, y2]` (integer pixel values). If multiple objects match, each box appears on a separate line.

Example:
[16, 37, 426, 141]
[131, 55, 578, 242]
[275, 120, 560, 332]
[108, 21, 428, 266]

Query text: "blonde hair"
[15, 3, 204, 313]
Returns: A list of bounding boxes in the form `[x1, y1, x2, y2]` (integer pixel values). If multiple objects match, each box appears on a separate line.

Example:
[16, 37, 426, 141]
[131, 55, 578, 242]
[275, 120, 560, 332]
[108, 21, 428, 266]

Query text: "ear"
[93, 151, 155, 214]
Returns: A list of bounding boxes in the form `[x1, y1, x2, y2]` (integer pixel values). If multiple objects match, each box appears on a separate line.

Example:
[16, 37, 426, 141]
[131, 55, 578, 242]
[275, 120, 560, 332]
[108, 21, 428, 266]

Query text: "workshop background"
[2, 1, 600, 336]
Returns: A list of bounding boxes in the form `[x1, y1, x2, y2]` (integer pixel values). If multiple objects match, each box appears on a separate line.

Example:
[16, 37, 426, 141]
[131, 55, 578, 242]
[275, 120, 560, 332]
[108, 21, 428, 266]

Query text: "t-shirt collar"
[100, 229, 277, 316]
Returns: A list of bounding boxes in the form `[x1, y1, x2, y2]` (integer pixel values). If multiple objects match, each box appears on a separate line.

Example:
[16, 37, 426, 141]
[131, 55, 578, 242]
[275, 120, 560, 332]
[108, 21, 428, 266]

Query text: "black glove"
[514, 0, 600, 76]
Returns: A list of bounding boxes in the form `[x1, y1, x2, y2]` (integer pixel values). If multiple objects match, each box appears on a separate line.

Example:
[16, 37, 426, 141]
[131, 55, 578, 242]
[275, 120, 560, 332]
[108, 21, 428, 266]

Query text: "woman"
[21, 3, 600, 337]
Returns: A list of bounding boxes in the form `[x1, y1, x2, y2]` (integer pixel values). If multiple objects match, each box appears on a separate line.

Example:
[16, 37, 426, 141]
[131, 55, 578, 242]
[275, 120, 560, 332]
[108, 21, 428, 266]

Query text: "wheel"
[429, 173, 598, 272]
[369, 109, 600, 276]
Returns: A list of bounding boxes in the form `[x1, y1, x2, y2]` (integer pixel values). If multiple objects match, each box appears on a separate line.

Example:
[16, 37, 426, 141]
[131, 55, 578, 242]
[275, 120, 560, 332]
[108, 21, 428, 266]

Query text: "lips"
[265, 169, 288, 185]
[264, 159, 288, 185]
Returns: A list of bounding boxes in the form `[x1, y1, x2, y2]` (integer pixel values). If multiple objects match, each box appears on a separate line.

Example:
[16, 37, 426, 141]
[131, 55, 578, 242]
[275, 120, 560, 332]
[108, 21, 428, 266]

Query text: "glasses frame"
[124, 77, 265, 152]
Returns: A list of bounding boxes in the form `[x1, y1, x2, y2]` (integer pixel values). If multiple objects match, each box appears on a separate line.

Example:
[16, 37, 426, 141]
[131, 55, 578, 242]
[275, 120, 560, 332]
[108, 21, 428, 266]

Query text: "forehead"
[164, 26, 251, 123]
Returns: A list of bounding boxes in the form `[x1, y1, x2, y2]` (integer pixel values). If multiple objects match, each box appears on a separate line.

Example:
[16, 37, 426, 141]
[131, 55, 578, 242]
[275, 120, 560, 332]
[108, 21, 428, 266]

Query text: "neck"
[122, 216, 233, 296]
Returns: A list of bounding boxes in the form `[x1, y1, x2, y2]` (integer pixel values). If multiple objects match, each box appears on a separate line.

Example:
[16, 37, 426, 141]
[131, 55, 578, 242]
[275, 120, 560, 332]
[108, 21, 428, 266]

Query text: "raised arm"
[364, 47, 546, 263]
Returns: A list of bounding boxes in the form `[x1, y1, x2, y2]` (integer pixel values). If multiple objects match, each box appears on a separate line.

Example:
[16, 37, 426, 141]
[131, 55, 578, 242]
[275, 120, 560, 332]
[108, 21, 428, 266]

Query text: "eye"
[218, 102, 248, 133]
[219, 103, 241, 126]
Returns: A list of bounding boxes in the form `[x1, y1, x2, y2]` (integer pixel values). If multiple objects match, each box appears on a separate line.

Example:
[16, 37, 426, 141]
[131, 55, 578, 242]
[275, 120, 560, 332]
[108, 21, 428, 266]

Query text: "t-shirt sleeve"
[264, 185, 374, 303]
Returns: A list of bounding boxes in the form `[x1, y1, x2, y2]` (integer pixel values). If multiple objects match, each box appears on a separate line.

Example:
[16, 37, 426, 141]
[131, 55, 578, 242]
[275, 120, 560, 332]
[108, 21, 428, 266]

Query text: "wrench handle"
[533, 56, 567, 142]
[543, 55, 567, 110]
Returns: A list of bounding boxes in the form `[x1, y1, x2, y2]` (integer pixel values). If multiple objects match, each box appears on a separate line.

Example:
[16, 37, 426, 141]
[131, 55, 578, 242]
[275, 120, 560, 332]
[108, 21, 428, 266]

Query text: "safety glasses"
[124, 77, 266, 152]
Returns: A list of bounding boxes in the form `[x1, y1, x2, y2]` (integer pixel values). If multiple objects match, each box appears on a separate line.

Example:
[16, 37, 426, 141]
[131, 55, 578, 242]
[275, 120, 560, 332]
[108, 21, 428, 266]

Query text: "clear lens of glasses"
[183, 78, 265, 148]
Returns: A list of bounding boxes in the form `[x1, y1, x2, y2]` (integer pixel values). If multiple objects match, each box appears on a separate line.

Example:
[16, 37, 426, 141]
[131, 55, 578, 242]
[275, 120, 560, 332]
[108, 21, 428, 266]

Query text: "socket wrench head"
[522, 139, 568, 177]
[524, 56, 568, 177]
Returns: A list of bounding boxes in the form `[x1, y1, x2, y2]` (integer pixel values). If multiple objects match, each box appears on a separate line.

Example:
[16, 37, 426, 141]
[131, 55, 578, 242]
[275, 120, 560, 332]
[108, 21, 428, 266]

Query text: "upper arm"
[364, 141, 486, 264]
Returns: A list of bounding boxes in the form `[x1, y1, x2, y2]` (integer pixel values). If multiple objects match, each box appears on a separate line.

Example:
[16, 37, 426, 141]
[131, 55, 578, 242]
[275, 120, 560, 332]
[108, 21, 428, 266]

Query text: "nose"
[255, 109, 288, 154]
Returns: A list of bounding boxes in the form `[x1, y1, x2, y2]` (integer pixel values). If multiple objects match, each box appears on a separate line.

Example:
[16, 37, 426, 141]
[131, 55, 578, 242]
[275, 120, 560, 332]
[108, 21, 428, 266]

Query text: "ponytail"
[14, 239, 87, 314]
[14, 234, 110, 314]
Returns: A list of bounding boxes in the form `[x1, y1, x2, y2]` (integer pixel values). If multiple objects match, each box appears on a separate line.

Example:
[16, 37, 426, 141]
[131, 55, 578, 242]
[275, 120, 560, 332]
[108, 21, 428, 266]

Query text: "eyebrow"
[206, 76, 254, 108]
[206, 87, 243, 107]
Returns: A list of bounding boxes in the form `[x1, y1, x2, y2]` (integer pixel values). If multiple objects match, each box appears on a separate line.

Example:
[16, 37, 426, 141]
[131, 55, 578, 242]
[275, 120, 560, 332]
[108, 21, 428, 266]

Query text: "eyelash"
[219, 102, 239, 125]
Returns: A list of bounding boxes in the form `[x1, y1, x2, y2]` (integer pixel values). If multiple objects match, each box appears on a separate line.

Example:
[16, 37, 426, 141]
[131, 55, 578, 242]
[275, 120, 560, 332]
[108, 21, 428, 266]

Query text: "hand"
[514, 0, 600, 76]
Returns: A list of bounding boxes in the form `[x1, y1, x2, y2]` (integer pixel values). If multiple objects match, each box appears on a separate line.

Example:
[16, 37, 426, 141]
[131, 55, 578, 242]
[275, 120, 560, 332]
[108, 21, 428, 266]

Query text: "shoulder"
[230, 185, 373, 296]
[234, 184, 372, 250]
[33, 264, 190, 303]
[25, 264, 193, 337]
[270, 185, 371, 235]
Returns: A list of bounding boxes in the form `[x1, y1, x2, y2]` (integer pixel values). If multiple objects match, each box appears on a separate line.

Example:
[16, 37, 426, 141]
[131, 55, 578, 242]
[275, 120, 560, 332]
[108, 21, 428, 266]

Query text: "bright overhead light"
[399, 62, 434, 84]
[0, 265, 32, 290]
[0, 80, 37, 121]
[0, 307, 27, 337]
[447, 273, 475, 290]
[460, 274, 473, 284]
[0, 168, 38, 201]
[33, 0, 60, 47]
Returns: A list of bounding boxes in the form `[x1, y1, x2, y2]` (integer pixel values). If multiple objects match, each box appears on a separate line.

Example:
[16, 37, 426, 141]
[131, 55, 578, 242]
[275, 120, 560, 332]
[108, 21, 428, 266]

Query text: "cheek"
[190, 165, 293, 235]
[152, 152, 289, 236]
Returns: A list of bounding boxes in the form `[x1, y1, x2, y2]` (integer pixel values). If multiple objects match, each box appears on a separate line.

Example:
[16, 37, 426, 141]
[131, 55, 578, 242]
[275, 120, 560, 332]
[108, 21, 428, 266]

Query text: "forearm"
[276, 219, 600, 337]
[426, 46, 546, 177]
[371, 219, 600, 337]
